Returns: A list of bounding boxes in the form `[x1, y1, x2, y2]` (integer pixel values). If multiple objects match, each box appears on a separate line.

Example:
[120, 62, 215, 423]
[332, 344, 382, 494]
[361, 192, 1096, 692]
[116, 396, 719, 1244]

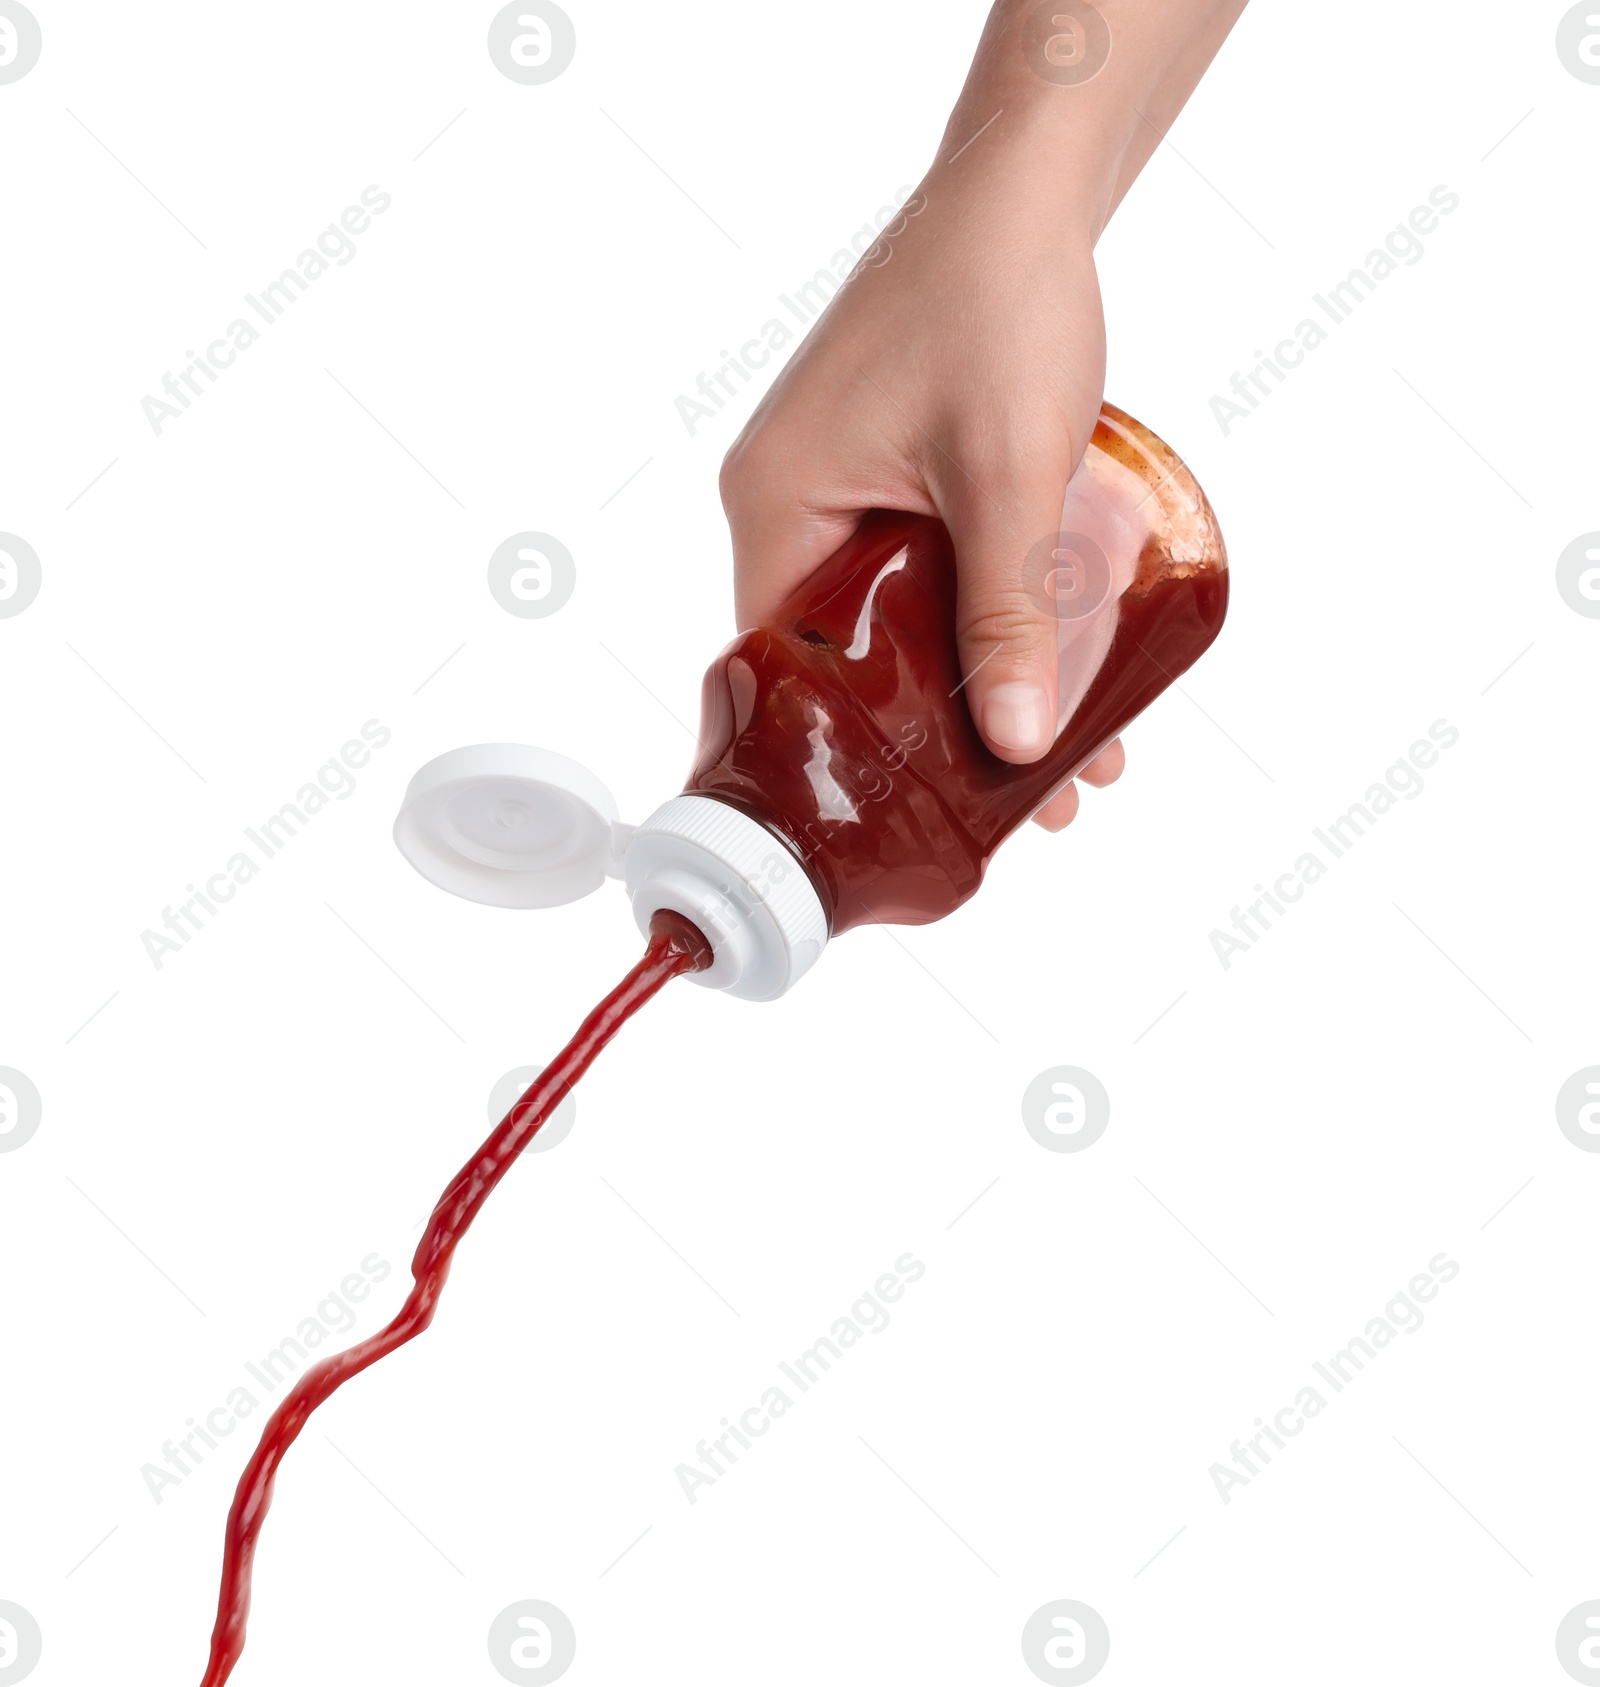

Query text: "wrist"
[936, 1, 1249, 243]
[922, 96, 1124, 253]
[936, 20, 1140, 242]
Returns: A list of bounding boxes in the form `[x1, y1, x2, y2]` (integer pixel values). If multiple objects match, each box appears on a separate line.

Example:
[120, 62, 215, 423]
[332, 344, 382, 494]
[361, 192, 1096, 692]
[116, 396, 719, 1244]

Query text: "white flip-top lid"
[392, 744, 629, 909]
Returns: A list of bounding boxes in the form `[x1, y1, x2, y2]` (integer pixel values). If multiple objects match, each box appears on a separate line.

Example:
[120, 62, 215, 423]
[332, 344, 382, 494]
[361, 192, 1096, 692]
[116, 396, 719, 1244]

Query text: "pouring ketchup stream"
[197, 910, 712, 1687]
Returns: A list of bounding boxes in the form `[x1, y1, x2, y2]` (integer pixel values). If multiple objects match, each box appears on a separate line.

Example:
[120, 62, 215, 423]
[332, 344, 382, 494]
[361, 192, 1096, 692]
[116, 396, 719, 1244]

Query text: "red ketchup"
[195, 402, 1227, 1681]
[196, 913, 712, 1687]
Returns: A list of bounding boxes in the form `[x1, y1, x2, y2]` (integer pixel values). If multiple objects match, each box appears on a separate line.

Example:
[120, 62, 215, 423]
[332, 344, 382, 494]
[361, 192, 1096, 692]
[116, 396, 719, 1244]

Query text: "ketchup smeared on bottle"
[197, 910, 712, 1687]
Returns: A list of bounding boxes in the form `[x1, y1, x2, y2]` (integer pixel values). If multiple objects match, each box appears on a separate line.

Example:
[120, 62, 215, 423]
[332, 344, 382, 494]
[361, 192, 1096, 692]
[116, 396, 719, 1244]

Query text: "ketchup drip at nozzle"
[196, 909, 712, 1687]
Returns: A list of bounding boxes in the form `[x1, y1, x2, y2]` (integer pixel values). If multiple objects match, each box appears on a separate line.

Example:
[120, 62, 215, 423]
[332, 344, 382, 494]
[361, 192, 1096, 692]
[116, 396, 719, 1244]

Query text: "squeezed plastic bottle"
[394, 403, 1228, 997]
[200, 404, 1228, 1685]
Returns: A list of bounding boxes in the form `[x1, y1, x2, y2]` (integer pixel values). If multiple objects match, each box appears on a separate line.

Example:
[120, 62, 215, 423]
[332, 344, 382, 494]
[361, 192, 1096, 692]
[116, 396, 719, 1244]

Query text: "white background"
[1, 2, 1597, 1683]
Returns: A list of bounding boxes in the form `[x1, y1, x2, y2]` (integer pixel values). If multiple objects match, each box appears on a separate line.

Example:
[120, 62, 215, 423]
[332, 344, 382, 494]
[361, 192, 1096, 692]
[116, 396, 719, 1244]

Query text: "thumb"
[943, 449, 1081, 765]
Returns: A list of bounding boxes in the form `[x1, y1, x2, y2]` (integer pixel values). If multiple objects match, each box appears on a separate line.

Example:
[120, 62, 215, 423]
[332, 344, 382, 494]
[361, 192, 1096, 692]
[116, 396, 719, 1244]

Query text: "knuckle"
[717, 437, 754, 509]
[958, 591, 1050, 654]
[719, 424, 790, 514]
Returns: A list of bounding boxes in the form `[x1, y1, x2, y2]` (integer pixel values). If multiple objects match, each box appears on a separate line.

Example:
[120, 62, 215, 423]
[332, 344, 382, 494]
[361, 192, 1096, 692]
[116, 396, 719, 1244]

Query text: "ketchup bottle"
[394, 403, 1228, 997]
[204, 405, 1227, 1687]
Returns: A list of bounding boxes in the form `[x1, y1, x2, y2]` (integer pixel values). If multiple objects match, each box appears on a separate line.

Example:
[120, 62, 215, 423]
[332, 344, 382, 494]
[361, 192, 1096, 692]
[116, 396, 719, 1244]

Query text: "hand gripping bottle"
[394, 404, 1228, 999]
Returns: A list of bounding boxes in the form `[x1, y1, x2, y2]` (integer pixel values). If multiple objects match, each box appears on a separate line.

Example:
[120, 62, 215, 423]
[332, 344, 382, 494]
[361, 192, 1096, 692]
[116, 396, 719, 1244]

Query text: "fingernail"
[981, 682, 1051, 754]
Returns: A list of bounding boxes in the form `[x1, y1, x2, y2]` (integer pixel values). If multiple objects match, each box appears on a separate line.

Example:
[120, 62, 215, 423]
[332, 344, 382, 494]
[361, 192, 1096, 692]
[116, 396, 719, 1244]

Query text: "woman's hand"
[720, 154, 1117, 828]
[718, 0, 1249, 828]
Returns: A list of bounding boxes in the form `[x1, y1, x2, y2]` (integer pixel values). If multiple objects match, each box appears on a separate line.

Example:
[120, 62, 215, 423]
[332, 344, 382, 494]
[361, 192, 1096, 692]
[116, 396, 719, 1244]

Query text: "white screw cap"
[624, 796, 828, 1001]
